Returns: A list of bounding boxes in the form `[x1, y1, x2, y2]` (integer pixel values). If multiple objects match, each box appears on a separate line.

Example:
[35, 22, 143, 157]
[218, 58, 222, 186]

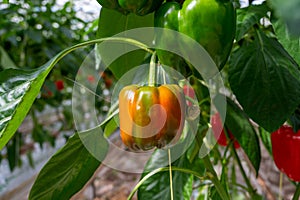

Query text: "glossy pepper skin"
[119, 84, 186, 151]
[154, 2, 186, 70]
[97, 0, 163, 16]
[155, 0, 236, 70]
[271, 125, 300, 182]
[211, 113, 240, 148]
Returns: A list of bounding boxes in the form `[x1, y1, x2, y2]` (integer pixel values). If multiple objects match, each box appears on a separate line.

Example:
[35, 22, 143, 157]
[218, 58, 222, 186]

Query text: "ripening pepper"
[155, 0, 236, 70]
[96, 0, 163, 16]
[211, 113, 240, 148]
[119, 84, 186, 151]
[183, 85, 195, 106]
[271, 125, 300, 182]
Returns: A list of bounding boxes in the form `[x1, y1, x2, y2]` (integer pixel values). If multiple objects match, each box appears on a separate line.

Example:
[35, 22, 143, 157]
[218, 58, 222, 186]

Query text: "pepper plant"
[1, 0, 300, 199]
[0, 0, 94, 172]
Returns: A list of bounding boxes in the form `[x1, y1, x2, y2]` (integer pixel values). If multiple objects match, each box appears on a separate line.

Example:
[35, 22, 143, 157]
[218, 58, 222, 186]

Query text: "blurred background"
[0, 1, 106, 199]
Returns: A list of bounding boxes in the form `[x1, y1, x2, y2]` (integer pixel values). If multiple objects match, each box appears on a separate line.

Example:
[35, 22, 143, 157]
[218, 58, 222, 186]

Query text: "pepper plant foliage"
[0, 0, 94, 172]
[0, 0, 300, 199]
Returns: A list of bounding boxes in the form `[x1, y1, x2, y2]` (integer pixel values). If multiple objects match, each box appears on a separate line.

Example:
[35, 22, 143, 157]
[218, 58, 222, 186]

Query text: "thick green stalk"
[225, 127, 257, 197]
[231, 145, 257, 196]
[195, 126, 230, 200]
[202, 155, 230, 200]
[148, 51, 157, 87]
[292, 183, 300, 200]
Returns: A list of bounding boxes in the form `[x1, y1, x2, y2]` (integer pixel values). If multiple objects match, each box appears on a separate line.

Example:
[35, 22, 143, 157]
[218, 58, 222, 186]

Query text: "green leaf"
[138, 150, 194, 200]
[27, 151, 35, 169]
[273, 20, 300, 66]
[96, 8, 154, 79]
[228, 29, 300, 132]
[0, 63, 52, 150]
[32, 123, 55, 149]
[6, 132, 21, 171]
[29, 127, 108, 200]
[209, 186, 223, 200]
[0, 45, 18, 69]
[236, 2, 270, 41]
[258, 127, 272, 156]
[289, 105, 300, 132]
[210, 164, 230, 200]
[104, 115, 118, 138]
[270, 0, 300, 36]
[214, 95, 261, 174]
[252, 193, 265, 200]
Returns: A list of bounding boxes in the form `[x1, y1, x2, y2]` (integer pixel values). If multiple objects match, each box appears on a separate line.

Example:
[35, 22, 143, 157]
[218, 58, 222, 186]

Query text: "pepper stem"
[292, 183, 300, 200]
[148, 51, 157, 87]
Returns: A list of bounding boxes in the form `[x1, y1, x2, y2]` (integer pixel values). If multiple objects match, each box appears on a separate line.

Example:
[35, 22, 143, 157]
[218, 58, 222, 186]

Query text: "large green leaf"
[29, 127, 108, 200]
[96, 8, 154, 79]
[270, 0, 300, 36]
[215, 95, 261, 174]
[138, 150, 194, 200]
[228, 29, 300, 132]
[0, 61, 54, 150]
[273, 20, 300, 66]
[29, 107, 117, 200]
[235, 2, 270, 41]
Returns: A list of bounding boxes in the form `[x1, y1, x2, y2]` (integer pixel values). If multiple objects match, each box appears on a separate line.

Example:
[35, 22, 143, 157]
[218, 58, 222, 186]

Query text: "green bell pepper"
[155, 0, 236, 70]
[154, 2, 190, 74]
[97, 0, 163, 16]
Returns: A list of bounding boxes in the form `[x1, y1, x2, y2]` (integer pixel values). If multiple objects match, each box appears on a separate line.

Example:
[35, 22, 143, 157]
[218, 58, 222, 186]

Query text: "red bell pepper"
[271, 125, 300, 182]
[183, 85, 195, 106]
[211, 113, 240, 149]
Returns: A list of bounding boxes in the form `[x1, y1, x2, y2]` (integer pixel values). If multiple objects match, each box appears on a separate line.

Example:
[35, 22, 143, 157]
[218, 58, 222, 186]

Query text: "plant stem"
[202, 155, 230, 200]
[222, 127, 256, 197]
[193, 125, 229, 200]
[45, 36, 154, 74]
[127, 166, 204, 200]
[292, 183, 300, 200]
[231, 144, 256, 197]
[279, 172, 283, 200]
[162, 66, 167, 85]
[168, 149, 174, 200]
[148, 51, 157, 87]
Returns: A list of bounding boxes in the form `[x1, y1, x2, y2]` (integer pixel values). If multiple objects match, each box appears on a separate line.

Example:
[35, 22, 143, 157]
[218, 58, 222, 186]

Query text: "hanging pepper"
[271, 125, 300, 182]
[155, 0, 236, 70]
[119, 84, 186, 151]
[212, 113, 240, 148]
[97, 0, 163, 16]
[183, 85, 196, 106]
